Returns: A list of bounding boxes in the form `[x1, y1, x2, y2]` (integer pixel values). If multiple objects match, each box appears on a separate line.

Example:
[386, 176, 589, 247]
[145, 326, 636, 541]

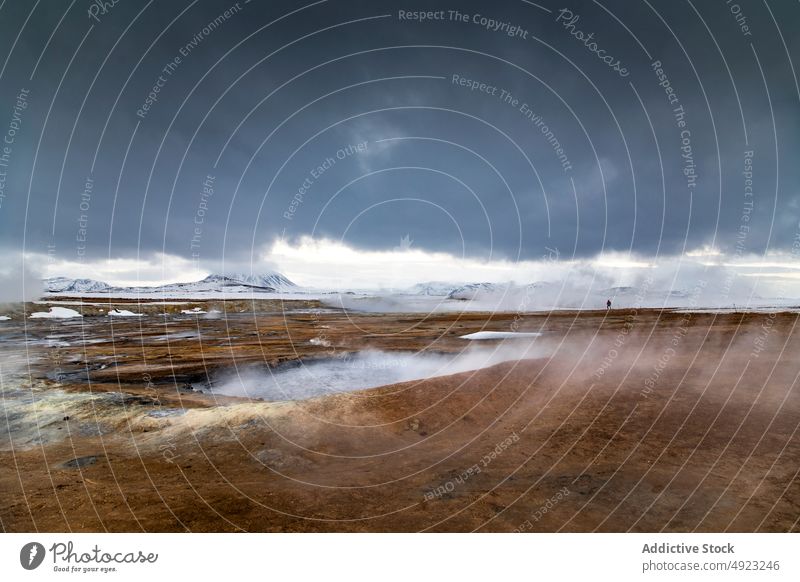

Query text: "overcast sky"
[0, 0, 798, 289]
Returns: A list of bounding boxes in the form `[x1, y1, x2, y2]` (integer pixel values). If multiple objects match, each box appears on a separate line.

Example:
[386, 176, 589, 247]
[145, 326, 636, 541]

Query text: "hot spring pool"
[209, 343, 541, 401]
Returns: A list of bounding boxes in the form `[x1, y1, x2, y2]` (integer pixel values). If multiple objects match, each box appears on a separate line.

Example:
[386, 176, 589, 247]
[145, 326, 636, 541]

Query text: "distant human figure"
[606, 299, 612, 310]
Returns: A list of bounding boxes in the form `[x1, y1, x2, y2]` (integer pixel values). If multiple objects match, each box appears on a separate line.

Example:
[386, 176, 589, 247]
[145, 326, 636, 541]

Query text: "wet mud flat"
[1, 302, 799, 532]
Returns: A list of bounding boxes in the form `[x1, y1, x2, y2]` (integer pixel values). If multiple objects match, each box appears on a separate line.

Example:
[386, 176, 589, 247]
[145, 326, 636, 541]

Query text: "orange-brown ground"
[1, 302, 799, 532]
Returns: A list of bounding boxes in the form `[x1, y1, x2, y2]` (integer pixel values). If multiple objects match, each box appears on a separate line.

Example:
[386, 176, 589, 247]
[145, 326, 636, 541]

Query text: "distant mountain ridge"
[405, 281, 464, 296]
[44, 272, 297, 295]
[216, 273, 295, 289]
[44, 277, 111, 293]
[447, 282, 503, 300]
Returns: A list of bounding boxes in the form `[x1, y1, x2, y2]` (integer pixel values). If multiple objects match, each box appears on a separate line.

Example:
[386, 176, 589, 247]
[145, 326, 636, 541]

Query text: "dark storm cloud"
[0, 0, 797, 267]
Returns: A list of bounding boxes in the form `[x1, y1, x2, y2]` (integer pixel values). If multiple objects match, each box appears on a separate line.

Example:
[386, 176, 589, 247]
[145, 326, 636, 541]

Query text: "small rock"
[255, 449, 312, 470]
[61, 456, 99, 469]
[256, 449, 287, 468]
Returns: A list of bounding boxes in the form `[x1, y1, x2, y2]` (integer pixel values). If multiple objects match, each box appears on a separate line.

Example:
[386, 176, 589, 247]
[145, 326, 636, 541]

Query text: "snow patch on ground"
[29, 307, 82, 319]
[461, 331, 542, 340]
[107, 309, 143, 317]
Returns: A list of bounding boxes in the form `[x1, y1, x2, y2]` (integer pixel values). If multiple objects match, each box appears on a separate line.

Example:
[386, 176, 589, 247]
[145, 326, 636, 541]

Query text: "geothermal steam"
[211, 340, 545, 401]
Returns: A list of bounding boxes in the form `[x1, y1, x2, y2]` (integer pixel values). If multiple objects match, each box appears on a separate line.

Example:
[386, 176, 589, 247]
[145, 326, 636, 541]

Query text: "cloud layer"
[0, 0, 797, 285]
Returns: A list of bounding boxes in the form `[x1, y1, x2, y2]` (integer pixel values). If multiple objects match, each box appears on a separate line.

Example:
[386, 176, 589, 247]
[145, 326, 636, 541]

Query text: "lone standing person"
[606, 298, 612, 310]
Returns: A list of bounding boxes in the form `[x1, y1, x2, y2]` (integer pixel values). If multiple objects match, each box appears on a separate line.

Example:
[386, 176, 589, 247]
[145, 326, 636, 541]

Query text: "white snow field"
[29, 307, 82, 319]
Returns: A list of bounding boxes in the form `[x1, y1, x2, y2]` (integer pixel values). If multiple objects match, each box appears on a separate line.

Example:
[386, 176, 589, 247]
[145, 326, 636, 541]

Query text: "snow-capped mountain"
[44, 277, 110, 293]
[406, 281, 463, 296]
[220, 273, 296, 290]
[150, 274, 293, 293]
[447, 282, 503, 300]
[44, 272, 297, 295]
